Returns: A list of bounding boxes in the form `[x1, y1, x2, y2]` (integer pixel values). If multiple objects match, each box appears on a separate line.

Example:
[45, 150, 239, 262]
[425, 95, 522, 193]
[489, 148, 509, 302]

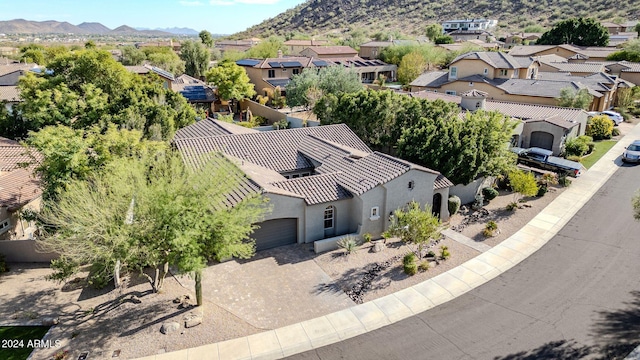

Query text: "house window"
[450, 66, 458, 79]
[283, 175, 290, 179]
[268, 69, 275, 78]
[301, 172, 310, 177]
[293, 68, 300, 75]
[324, 206, 334, 229]
[483, 68, 488, 75]
[282, 68, 287, 72]
[408, 181, 415, 190]
[514, 69, 520, 77]
[0, 219, 10, 234]
[370, 207, 380, 220]
[469, 82, 474, 86]
[499, 69, 508, 76]
[445, 90, 456, 95]
[292, 174, 300, 178]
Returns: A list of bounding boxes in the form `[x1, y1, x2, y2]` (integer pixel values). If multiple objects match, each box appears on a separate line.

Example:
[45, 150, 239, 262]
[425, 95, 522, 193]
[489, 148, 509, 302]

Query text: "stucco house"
[448, 29, 494, 42]
[283, 39, 330, 55]
[602, 61, 640, 86]
[299, 46, 359, 59]
[509, 45, 618, 62]
[174, 120, 452, 251]
[441, 19, 498, 32]
[358, 40, 421, 59]
[0, 137, 41, 241]
[503, 32, 542, 48]
[171, 74, 217, 113]
[409, 90, 588, 156]
[410, 51, 630, 111]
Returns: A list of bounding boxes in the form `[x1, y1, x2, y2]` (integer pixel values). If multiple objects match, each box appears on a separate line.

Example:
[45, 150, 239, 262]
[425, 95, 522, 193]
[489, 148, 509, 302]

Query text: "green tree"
[20, 48, 45, 64]
[286, 65, 362, 108]
[146, 51, 186, 75]
[340, 27, 368, 50]
[635, 23, 640, 36]
[398, 51, 427, 85]
[245, 37, 286, 58]
[557, 87, 594, 110]
[38, 151, 268, 303]
[389, 201, 441, 259]
[84, 40, 97, 49]
[121, 46, 147, 66]
[508, 170, 539, 202]
[180, 40, 211, 78]
[434, 34, 454, 44]
[25, 124, 166, 200]
[425, 24, 443, 42]
[586, 115, 614, 140]
[523, 25, 545, 33]
[5, 49, 195, 140]
[537, 17, 609, 46]
[205, 61, 256, 106]
[607, 40, 640, 62]
[199, 30, 214, 47]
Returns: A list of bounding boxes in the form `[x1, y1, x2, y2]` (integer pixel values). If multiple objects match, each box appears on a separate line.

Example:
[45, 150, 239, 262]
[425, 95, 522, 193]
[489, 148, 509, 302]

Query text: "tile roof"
[0, 145, 33, 172]
[0, 85, 19, 102]
[434, 174, 455, 190]
[0, 63, 38, 77]
[174, 124, 372, 173]
[524, 115, 579, 130]
[303, 46, 358, 55]
[0, 168, 41, 211]
[174, 118, 259, 140]
[359, 41, 393, 47]
[271, 172, 352, 205]
[176, 124, 450, 204]
[410, 71, 449, 87]
[451, 52, 524, 69]
[542, 62, 606, 73]
[283, 39, 329, 46]
[124, 65, 150, 74]
[0, 137, 18, 146]
[492, 77, 603, 98]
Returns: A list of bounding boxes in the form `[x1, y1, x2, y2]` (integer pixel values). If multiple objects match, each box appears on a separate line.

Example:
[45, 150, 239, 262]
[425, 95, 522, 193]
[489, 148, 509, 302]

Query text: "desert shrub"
[47, 256, 79, 284]
[506, 202, 518, 211]
[482, 228, 494, 237]
[537, 184, 548, 197]
[439, 245, 450, 260]
[586, 115, 614, 140]
[565, 136, 590, 156]
[486, 220, 498, 231]
[0, 253, 7, 273]
[448, 195, 461, 215]
[382, 230, 392, 240]
[337, 236, 359, 255]
[539, 173, 558, 186]
[403, 252, 416, 266]
[426, 250, 436, 258]
[558, 174, 572, 187]
[87, 262, 111, 289]
[482, 187, 499, 201]
[566, 155, 582, 163]
[612, 128, 620, 136]
[363, 233, 372, 243]
[216, 113, 234, 122]
[418, 261, 430, 272]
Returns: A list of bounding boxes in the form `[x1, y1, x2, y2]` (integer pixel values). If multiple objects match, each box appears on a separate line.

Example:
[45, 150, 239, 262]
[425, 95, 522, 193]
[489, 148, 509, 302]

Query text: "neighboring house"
[283, 39, 330, 55]
[409, 90, 588, 155]
[174, 121, 453, 250]
[609, 32, 638, 46]
[215, 38, 261, 54]
[0, 86, 19, 111]
[172, 74, 217, 113]
[442, 19, 498, 32]
[299, 46, 359, 59]
[358, 40, 426, 59]
[0, 62, 40, 86]
[125, 64, 175, 89]
[509, 45, 618, 62]
[600, 22, 623, 34]
[410, 51, 629, 111]
[448, 30, 494, 42]
[602, 61, 640, 85]
[622, 20, 639, 32]
[236, 56, 397, 93]
[0, 137, 41, 241]
[537, 60, 607, 77]
[503, 33, 543, 48]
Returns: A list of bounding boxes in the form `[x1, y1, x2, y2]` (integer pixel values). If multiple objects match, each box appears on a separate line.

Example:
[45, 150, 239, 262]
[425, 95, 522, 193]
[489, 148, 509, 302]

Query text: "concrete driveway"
[200, 244, 354, 329]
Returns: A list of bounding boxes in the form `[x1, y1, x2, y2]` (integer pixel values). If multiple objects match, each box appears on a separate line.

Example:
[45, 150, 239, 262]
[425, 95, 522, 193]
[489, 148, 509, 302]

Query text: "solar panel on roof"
[268, 61, 282, 68]
[236, 59, 261, 67]
[281, 61, 303, 68]
[150, 67, 175, 80]
[312, 60, 328, 67]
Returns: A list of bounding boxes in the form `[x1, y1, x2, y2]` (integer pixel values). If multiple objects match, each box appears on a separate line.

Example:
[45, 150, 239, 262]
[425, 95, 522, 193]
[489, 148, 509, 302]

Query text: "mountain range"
[236, 0, 640, 37]
[0, 19, 198, 36]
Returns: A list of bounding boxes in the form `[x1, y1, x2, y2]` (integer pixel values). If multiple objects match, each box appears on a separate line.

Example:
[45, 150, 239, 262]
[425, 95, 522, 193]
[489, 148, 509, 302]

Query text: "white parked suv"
[600, 110, 624, 126]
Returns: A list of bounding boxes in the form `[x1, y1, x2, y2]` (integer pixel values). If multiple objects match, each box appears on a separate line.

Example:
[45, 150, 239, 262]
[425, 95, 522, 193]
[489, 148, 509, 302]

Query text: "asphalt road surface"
[291, 164, 640, 360]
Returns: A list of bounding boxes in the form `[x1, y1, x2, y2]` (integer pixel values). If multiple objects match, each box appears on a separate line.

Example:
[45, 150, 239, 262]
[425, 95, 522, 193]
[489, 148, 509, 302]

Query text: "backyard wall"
[240, 99, 287, 123]
[449, 177, 493, 205]
[0, 239, 57, 263]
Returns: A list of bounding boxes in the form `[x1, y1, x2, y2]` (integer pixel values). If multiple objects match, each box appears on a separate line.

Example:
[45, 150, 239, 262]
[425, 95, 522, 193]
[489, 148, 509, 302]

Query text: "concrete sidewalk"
[136, 123, 640, 360]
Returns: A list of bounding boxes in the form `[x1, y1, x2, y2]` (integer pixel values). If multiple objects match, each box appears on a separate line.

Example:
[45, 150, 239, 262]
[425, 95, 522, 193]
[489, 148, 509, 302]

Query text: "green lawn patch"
[581, 140, 617, 169]
[0, 326, 51, 360]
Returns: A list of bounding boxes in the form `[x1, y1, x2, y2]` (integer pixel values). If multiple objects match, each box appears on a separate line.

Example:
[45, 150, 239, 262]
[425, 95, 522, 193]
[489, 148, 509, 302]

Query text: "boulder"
[184, 313, 203, 328]
[41, 317, 59, 326]
[160, 322, 180, 334]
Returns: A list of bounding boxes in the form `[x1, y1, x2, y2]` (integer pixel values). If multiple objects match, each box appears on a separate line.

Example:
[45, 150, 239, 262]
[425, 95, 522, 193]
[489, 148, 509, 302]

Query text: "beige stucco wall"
[449, 59, 530, 81]
[520, 122, 568, 155]
[532, 47, 579, 59]
[359, 46, 384, 59]
[305, 199, 354, 242]
[0, 239, 58, 263]
[0, 197, 41, 241]
[620, 73, 640, 87]
[240, 99, 287, 123]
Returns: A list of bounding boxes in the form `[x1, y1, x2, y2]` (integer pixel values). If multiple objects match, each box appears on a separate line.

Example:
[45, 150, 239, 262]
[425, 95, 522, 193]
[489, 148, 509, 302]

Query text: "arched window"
[324, 206, 334, 229]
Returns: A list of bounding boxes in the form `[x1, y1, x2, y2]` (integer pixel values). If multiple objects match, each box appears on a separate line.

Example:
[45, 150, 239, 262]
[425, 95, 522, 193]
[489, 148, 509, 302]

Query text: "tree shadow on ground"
[493, 340, 593, 360]
[235, 243, 317, 266]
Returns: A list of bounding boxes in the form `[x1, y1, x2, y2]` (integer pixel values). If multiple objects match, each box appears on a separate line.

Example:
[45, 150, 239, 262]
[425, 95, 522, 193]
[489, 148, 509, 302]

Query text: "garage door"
[252, 218, 298, 251]
[530, 131, 554, 151]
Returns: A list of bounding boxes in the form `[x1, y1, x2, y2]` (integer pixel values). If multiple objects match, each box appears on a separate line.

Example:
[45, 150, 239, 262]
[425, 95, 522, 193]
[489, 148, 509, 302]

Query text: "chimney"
[460, 89, 488, 111]
[277, 49, 283, 58]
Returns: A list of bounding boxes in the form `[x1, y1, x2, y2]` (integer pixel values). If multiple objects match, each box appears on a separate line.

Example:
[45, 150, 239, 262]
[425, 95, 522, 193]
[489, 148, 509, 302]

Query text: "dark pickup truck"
[511, 147, 583, 177]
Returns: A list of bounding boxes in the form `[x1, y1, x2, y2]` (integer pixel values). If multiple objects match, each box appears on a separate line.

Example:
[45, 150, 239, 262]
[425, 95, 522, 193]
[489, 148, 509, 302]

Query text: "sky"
[0, 0, 307, 34]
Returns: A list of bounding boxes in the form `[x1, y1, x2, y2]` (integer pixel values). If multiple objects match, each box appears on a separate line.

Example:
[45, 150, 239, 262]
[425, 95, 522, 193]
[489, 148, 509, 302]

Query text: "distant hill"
[140, 27, 199, 35]
[0, 19, 171, 36]
[77, 22, 111, 34]
[235, 0, 640, 37]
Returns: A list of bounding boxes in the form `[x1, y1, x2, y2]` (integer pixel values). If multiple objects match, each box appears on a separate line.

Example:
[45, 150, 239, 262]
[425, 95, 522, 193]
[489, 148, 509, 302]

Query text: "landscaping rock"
[372, 240, 385, 253]
[41, 317, 59, 326]
[184, 313, 203, 328]
[160, 322, 180, 334]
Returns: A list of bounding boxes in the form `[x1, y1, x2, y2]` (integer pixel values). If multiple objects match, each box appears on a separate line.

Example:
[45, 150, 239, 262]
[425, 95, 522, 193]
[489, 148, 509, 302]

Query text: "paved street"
[291, 163, 640, 359]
